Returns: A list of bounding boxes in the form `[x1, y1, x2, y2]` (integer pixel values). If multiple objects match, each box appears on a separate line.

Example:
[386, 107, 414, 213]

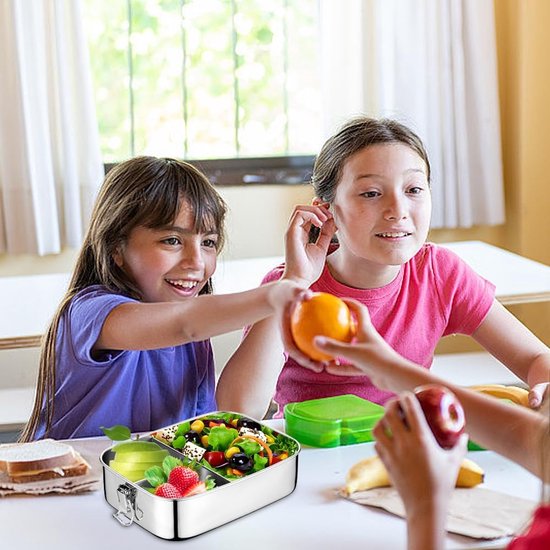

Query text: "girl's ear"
[112, 246, 124, 268]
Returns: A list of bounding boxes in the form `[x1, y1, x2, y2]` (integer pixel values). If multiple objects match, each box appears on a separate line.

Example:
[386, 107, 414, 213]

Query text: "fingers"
[313, 336, 369, 374]
[373, 393, 435, 449]
[528, 382, 549, 409]
[339, 299, 373, 341]
[398, 392, 432, 435]
[325, 362, 372, 377]
[313, 217, 337, 250]
[454, 433, 469, 456]
[287, 204, 332, 234]
[383, 395, 414, 438]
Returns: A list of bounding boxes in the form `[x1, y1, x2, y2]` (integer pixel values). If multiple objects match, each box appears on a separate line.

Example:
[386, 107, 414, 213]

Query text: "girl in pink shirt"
[216, 117, 549, 419]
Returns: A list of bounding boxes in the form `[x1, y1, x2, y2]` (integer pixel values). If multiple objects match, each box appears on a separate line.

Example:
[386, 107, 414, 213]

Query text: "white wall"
[217, 184, 314, 260]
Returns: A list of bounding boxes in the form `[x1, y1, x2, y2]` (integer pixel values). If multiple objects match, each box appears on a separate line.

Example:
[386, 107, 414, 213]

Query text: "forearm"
[216, 317, 285, 419]
[99, 281, 287, 350]
[373, 349, 547, 478]
[448, 387, 547, 479]
[407, 503, 448, 550]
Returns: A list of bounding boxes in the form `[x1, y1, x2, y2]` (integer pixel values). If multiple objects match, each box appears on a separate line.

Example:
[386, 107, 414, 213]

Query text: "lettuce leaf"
[208, 426, 238, 451]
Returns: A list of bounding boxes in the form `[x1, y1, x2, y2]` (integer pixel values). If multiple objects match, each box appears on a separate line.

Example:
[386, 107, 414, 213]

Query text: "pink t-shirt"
[262, 243, 496, 417]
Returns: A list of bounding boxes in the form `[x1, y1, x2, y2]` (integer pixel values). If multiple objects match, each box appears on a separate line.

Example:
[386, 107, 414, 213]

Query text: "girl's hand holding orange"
[283, 291, 356, 372]
[313, 299, 408, 382]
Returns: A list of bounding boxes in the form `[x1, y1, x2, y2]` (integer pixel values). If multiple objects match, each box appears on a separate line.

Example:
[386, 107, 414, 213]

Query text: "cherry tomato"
[203, 451, 227, 468]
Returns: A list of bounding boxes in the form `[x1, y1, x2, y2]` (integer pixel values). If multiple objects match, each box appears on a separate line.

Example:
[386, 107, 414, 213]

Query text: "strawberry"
[181, 481, 207, 498]
[154, 482, 183, 499]
[168, 465, 199, 493]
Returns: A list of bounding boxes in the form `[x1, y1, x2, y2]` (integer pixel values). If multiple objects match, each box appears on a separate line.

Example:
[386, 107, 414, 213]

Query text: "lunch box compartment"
[284, 394, 384, 448]
[101, 412, 300, 540]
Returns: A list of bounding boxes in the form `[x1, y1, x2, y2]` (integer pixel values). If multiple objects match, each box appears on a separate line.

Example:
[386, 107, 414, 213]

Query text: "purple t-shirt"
[35, 286, 217, 439]
[262, 243, 496, 417]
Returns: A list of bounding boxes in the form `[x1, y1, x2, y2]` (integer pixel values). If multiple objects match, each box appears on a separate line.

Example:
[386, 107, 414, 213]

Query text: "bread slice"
[8, 460, 90, 484]
[0, 439, 89, 483]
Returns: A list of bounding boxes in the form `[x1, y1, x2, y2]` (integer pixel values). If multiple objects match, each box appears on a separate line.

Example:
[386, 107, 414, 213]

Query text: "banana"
[344, 455, 484, 495]
[345, 455, 391, 495]
[468, 384, 529, 407]
[455, 457, 485, 488]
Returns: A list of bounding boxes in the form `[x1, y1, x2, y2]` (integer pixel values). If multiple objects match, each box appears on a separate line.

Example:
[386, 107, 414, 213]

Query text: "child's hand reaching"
[282, 296, 404, 377]
[282, 204, 336, 288]
[373, 393, 468, 548]
[313, 299, 407, 385]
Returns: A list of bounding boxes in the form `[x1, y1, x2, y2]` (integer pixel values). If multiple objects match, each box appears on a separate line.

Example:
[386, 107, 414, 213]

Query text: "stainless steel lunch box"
[101, 412, 300, 540]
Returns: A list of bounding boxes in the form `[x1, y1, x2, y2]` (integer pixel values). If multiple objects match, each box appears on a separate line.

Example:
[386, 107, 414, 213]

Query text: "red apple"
[414, 384, 465, 449]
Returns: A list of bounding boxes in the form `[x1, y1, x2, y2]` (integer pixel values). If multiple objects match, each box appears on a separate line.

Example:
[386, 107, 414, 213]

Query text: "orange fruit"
[290, 292, 355, 362]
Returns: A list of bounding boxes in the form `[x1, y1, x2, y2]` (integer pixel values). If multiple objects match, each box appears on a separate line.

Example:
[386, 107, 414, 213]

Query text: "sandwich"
[0, 439, 89, 484]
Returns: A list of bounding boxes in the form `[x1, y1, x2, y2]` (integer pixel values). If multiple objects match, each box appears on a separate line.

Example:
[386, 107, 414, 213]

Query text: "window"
[83, 0, 321, 184]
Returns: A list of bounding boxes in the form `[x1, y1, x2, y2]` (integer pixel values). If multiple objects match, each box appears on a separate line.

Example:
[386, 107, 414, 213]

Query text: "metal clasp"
[113, 484, 142, 527]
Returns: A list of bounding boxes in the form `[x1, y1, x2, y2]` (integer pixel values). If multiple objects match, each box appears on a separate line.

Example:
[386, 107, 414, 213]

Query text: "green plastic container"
[284, 394, 384, 448]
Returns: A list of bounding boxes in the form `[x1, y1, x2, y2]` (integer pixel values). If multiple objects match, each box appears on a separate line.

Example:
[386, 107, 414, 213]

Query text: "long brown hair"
[19, 157, 227, 441]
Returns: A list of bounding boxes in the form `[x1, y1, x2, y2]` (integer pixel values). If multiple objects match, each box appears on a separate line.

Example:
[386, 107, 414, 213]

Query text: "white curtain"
[0, 0, 104, 255]
[319, 0, 505, 228]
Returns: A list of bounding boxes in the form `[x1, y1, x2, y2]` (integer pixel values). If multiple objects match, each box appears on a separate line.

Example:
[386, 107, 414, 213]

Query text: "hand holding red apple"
[372, 390, 469, 543]
[413, 384, 466, 449]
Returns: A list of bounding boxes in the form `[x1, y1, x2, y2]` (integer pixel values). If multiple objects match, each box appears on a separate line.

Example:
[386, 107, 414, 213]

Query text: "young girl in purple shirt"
[20, 156, 306, 440]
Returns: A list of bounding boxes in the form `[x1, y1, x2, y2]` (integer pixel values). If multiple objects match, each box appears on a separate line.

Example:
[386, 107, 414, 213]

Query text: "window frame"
[105, 154, 315, 186]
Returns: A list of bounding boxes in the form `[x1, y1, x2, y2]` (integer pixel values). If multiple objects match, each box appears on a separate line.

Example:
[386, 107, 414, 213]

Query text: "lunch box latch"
[113, 483, 142, 527]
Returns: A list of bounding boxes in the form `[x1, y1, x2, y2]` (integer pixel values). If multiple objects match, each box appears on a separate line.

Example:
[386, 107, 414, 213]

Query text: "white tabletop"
[442, 241, 550, 305]
[0, 420, 540, 550]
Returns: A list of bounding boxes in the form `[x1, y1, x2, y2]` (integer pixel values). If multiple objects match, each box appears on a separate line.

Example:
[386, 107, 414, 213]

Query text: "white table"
[0, 420, 540, 550]
[442, 241, 550, 304]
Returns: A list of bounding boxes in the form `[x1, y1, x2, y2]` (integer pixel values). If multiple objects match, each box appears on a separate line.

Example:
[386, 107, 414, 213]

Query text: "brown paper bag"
[342, 486, 537, 539]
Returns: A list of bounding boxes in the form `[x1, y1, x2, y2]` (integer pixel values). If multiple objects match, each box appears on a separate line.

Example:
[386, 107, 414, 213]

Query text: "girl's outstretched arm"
[316, 300, 549, 481]
[216, 204, 335, 418]
[96, 279, 304, 352]
[470, 300, 550, 408]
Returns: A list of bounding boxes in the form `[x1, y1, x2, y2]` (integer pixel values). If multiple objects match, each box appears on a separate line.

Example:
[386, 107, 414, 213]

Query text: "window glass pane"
[131, 0, 185, 158]
[83, 0, 321, 163]
[235, 0, 286, 156]
[184, 0, 236, 158]
[286, 1, 322, 154]
[83, 1, 133, 162]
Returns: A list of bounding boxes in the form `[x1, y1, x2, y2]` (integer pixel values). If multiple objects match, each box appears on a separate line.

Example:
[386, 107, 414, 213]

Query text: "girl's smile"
[114, 200, 218, 303]
[328, 143, 431, 288]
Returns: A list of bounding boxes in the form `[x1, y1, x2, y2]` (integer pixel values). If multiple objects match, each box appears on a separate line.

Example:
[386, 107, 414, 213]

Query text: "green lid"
[284, 394, 384, 448]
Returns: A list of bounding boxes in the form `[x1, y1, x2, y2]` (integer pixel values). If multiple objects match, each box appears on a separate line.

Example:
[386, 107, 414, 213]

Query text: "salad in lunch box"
[151, 413, 299, 480]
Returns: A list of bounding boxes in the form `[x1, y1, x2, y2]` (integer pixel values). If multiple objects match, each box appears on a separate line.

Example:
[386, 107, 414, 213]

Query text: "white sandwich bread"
[0, 439, 90, 484]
